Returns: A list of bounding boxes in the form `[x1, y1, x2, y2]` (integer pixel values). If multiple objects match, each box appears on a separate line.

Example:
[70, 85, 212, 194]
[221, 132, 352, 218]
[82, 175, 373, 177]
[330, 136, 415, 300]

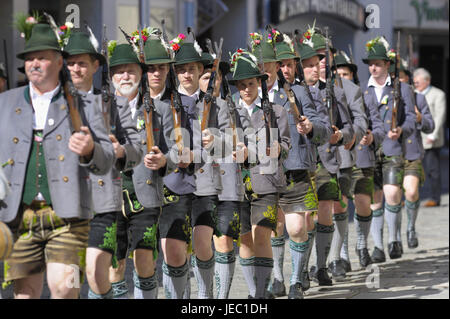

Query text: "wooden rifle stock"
[62, 61, 82, 132]
[391, 31, 401, 132]
[277, 69, 303, 123]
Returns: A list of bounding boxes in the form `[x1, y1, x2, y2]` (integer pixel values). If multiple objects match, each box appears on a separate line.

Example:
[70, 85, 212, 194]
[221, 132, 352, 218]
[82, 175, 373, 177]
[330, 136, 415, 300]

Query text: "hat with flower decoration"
[388, 54, 410, 77]
[301, 20, 337, 54]
[294, 39, 325, 62]
[362, 36, 393, 64]
[64, 28, 106, 65]
[275, 33, 299, 61]
[249, 29, 279, 63]
[108, 43, 141, 68]
[143, 28, 174, 65]
[171, 29, 209, 66]
[228, 49, 268, 85]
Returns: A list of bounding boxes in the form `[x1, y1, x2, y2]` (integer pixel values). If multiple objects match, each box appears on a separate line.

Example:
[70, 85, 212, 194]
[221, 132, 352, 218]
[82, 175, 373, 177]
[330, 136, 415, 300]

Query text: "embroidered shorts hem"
[351, 167, 375, 196]
[4, 205, 89, 282]
[239, 193, 278, 235]
[215, 200, 241, 240]
[87, 212, 118, 255]
[279, 170, 318, 214]
[159, 189, 193, 243]
[337, 167, 353, 199]
[404, 159, 425, 185]
[314, 164, 339, 201]
[374, 149, 404, 191]
[191, 195, 217, 229]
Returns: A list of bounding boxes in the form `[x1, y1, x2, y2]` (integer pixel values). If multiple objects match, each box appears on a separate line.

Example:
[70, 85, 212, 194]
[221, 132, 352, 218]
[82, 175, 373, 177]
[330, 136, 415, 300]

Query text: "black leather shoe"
[371, 247, 386, 263]
[407, 230, 419, 248]
[315, 268, 333, 286]
[356, 248, 372, 268]
[300, 271, 310, 291]
[328, 260, 346, 280]
[339, 258, 352, 272]
[399, 241, 404, 254]
[388, 241, 402, 259]
[269, 278, 286, 297]
[288, 283, 304, 299]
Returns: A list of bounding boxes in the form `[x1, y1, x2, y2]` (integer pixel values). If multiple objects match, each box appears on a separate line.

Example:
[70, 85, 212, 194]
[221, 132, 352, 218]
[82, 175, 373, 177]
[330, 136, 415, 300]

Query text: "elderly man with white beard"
[106, 43, 177, 299]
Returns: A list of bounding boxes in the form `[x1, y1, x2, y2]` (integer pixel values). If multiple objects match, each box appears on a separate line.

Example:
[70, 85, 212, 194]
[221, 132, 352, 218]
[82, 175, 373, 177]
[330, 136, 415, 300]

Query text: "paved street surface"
[1, 150, 448, 299]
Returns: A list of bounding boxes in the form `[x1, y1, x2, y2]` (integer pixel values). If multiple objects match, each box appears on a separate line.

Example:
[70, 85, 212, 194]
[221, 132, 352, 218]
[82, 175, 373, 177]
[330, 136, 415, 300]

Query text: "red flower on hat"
[60, 25, 67, 31]
[172, 43, 180, 51]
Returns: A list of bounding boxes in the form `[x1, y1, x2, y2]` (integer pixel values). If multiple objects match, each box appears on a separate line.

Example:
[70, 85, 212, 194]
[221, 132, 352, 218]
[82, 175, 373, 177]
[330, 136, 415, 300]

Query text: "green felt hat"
[275, 41, 298, 61]
[334, 51, 358, 74]
[17, 23, 67, 60]
[144, 38, 173, 65]
[362, 37, 391, 64]
[64, 31, 106, 65]
[201, 52, 230, 75]
[295, 42, 325, 61]
[174, 42, 206, 65]
[109, 43, 141, 68]
[252, 41, 278, 63]
[228, 50, 268, 85]
[304, 32, 337, 54]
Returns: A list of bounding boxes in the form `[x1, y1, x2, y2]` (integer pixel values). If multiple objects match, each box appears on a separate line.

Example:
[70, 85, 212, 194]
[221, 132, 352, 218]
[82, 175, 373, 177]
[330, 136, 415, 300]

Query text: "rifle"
[347, 44, 360, 85]
[391, 31, 401, 133]
[2, 39, 9, 90]
[324, 27, 336, 129]
[43, 12, 82, 133]
[161, 19, 184, 156]
[119, 26, 155, 153]
[201, 37, 223, 132]
[258, 36, 278, 157]
[99, 24, 112, 134]
[407, 34, 414, 85]
[221, 70, 239, 151]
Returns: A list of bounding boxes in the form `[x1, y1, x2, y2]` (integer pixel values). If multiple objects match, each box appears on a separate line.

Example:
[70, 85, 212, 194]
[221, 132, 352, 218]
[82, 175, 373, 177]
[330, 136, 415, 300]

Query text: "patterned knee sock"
[385, 203, 402, 243]
[370, 208, 384, 250]
[214, 250, 236, 299]
[289, 238, 309, 286]
[111, 279, 128, 299]
[406, 199, 420, 232]
[330, 213, 348, 262]
[192, 255, 215, 299]
[239, 256, 256, 298]
[163, 259, 189, 299]
[254, 257, 273, 299]
[182, 259, 191, 299]
[303, 228, 316, 274]
[270, 236, 285, 283]
[88, 287, 113, 299]
[355, 212, 373, 250]
[315, 223, 335, 269]
[133, 270, 158, 299]
[340, 227, 350, 262]
[396, 209, 403, 243]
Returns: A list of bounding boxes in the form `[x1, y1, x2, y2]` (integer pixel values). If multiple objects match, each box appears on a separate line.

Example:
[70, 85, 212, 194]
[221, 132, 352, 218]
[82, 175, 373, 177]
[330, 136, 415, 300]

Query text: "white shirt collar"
[153, 86, 166, 101]
[239, 94, 261, 117]
[367, 75, 391, 89]
[29, 83, 61, 130]
[178, 86, 200, 101]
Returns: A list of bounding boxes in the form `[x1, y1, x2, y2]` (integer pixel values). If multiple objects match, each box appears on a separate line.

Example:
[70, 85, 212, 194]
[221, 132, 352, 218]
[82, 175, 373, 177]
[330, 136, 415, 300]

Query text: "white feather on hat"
[193, 40, 203, 55]
[86, 25, 99, 52]
[379, 36, 390, 52]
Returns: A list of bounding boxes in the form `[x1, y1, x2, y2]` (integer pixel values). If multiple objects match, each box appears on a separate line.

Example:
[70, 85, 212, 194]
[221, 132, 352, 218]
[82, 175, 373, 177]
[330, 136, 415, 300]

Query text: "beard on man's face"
[112, 78, 140, 97]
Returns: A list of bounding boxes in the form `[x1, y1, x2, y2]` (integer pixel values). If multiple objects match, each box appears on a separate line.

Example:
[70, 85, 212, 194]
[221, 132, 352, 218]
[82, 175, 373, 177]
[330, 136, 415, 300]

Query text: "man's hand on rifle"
[329, 125, 343, 145]
[109, 134, 125, 159]
[344, 134, 356, 150]
[144, 146, 167, 170]
[202, 129, 215, 150]
[360, 130, 374, 146]
[233, 142, 248, 163]
[177, 147, 193, 169]
[415, 106, 422, 124]
[69, 126, 95, 160]
[296, 116, 313, 135]
[388, 127, 402, 140]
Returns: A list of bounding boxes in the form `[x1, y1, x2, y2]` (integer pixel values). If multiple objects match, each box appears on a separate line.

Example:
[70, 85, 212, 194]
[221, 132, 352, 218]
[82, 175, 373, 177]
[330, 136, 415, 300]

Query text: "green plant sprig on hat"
[229, 48, 257, 76]
[14, 10, 41, 41]
[107, 40, 117, 58]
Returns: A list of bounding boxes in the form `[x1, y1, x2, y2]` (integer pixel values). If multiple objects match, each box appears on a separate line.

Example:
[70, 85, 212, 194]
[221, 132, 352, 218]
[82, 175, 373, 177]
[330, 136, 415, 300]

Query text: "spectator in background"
[414, 68, 447, 207]
[0, 62, 7, 93]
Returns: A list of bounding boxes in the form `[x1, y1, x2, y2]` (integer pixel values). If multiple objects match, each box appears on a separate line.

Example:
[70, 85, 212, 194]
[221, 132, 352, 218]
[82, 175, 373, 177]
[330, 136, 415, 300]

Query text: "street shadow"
[304, 247, 448, 299]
